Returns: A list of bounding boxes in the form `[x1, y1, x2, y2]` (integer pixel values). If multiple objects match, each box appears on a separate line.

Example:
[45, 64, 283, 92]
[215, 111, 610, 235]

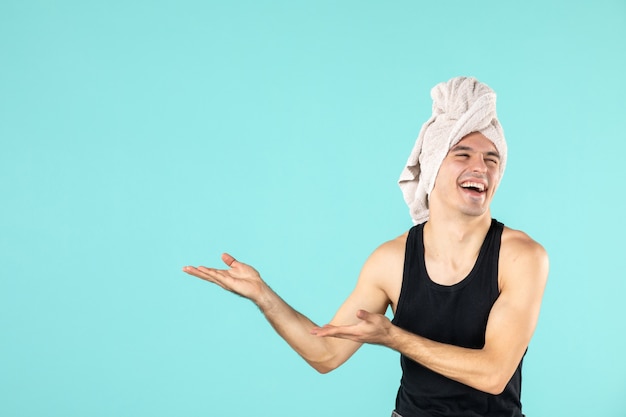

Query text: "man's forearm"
[183, 256, 353, 373]
[386, 325, 510, 395]
[311, 310, 517, 394]
[255, 287, 346, 373]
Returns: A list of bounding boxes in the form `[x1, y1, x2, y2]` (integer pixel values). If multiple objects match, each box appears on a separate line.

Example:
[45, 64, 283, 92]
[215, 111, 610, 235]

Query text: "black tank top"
[391, 219, 524, 417]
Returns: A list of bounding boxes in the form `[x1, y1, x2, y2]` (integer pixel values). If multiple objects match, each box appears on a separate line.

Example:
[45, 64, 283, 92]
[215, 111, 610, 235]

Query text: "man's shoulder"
[360, 231, 409, 280]
[358, 231, 410, 306]
[500, 225, 549, 282]
[374, 230, 410, 258]
[501, 226, 547, 259]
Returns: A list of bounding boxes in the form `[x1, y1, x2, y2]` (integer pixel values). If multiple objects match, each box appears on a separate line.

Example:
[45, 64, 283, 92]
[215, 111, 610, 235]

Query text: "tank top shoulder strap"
[392, 222, 425, 325]
[481, 218, 504, 282]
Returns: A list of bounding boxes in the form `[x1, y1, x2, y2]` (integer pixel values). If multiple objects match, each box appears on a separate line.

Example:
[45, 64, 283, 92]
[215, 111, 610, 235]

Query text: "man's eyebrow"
[450, 144, 500, 159]
[450, 145, 472, 152]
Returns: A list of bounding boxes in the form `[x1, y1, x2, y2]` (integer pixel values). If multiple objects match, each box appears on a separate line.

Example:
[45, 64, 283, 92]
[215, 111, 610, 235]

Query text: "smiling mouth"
[460, 181, 487, 193]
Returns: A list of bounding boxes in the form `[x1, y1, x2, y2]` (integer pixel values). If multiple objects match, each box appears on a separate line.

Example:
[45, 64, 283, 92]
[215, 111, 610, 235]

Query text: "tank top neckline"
[417, 218, 498, 292]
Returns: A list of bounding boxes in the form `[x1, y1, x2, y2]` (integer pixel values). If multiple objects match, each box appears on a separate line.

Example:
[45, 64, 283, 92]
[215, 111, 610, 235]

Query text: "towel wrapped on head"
[398, 76, 508, 225]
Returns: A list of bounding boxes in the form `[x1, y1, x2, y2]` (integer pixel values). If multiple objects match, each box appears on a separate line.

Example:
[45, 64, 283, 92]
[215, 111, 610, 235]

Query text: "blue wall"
[1, 1, 625, 416]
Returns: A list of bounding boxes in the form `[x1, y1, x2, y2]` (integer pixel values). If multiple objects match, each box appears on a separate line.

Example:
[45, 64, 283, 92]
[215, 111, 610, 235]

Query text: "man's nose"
[470, 155, 488, 173]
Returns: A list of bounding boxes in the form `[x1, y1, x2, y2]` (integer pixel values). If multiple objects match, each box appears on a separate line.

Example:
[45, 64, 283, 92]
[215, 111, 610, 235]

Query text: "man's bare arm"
[313, 231, 549, 394]
[183, 243, 399, 373]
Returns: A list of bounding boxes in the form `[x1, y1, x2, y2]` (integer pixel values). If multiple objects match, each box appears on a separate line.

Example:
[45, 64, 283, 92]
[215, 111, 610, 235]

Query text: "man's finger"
[312, 324, 354, 337]
[356, 309, 371, 320]
[221, 253, 238, 267]
[182, 265, 208, 277]
[187, 266, 217, 281]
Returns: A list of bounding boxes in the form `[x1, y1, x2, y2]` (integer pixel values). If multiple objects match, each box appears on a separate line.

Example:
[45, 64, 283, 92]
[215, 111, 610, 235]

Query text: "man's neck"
[423, 211, 493, 266]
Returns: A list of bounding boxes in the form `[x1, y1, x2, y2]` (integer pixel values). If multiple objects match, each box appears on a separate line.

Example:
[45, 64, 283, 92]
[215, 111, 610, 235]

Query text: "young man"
[183, 77, 549, 417]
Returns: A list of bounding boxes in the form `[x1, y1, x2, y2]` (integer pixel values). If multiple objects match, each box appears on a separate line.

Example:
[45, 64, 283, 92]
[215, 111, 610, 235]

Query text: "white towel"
[398, 77, 507, 224]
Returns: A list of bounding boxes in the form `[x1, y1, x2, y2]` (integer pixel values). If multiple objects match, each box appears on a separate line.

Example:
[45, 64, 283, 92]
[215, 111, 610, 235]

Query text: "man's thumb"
[356, 309, 371, 320]
[221, 253, 239, 267]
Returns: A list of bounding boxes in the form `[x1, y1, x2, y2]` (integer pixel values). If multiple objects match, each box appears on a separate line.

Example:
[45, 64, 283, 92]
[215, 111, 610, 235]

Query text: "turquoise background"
[1, 1, 625, 416]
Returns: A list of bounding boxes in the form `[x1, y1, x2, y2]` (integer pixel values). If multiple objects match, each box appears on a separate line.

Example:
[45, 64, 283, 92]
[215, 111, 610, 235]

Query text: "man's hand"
[181, 237, 400, 373]
[182, 253, 269, 304]
[183, 252, 361, 373]
[311, 310, 394, 346]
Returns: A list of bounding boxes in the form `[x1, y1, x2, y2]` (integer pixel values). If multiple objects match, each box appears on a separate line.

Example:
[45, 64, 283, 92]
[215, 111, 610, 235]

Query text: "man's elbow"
[481, 372, 513, 396]
[313, 364, 335, 374]
[308, 356, 344, 374]
[484, 382, 507, 396]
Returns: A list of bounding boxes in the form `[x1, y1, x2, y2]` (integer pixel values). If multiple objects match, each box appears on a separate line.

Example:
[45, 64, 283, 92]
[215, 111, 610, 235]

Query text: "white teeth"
[461, 182, 486, 192]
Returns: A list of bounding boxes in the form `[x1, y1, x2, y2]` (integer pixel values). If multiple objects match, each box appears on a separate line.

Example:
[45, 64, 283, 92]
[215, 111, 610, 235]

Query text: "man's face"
[429, 132, 501, 218]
